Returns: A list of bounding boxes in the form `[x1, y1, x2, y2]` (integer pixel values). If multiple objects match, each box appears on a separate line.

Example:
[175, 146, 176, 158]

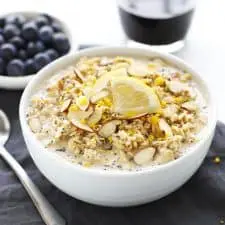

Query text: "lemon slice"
[111, 76, 161, 117]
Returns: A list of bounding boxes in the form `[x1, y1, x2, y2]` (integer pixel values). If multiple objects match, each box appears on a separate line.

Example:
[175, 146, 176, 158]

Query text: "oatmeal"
[27, 56, 207, 170]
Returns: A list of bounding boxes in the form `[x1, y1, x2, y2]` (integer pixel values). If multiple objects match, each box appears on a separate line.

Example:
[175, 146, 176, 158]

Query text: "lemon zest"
[154, 76, 165, 86]
[108, 136, 113, 143]
[69, 104, 79, 112]
[148, 134, 155, 143]
[83, 161, 92, 168]
[150, 115, 159, 125]
[161, 100, 167, 108]
[77, 96, 88, 106]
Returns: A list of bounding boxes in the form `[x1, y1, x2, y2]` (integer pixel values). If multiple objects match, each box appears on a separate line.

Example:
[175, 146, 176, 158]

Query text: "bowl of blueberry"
[0, 12, 74, 90]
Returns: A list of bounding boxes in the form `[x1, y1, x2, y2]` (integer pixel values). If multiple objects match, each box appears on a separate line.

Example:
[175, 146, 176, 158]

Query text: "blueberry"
[0, 18, 5, 28]
[0, 34, 5, 45]
[22, 22, 38, 41]
[0, 58, 5, 74]
[36, 40, 45, 52]
[9, 36, 25, 49]
[0, 43, 17, 61]
[52, 32, 70, 54]
[35, 15, 49, 27]
[3, 24, 20, 40]
[24, 58, 36, 74]
[34, 52, 50, 70]
[7, 59, 25, 76]
[6, 14, 26, 27]
[27, 42, 37, 57]
[46, 49, 59, 61]
[18, 49, 27, 60]
[51, 22, 62, 32]
[41, 14, 53, 22]
[39, 25, 53, 43]
[27, 41, 45, 57]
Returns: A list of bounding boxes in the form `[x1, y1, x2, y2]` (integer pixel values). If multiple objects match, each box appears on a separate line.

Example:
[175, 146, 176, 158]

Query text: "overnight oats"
[26, 55, 208, 171]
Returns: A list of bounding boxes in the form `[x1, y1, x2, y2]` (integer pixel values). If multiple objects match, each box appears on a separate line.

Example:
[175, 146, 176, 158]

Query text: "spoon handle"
[0, 146, 66, 225]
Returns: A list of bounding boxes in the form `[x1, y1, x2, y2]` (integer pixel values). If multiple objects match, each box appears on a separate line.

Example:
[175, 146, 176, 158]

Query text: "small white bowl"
[19, 47, 217, 207]
[0, 11, 76, 90]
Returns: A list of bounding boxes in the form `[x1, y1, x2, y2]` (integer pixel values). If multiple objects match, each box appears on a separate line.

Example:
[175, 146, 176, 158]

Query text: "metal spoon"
[0, 109, 66, 225]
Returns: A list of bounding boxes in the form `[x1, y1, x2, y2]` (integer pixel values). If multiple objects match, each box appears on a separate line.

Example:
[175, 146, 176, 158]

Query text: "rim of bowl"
[0, 10, 76, 90]
[19, 46, 217, 177]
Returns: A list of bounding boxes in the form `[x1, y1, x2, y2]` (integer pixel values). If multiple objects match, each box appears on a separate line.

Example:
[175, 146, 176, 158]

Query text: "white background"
[1, 0, 225, 122]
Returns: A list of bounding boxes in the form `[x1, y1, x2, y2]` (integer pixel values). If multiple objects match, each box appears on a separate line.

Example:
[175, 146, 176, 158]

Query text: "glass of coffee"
[118, 0, 196, 52]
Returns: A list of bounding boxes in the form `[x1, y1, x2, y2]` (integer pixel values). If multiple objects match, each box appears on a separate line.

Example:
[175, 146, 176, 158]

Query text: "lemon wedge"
[93, 68, 127, 93]
[111, 76, 161, 117]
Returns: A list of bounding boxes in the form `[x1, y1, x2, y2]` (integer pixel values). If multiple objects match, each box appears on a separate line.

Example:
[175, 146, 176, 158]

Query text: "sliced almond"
[181, 101, 198, 111]
[90, 90, 109, 103]
[134, 147, 156, 165]
[117, 112, 147, 120]
[74, 67, 85, 83]
[104, 67, 128, 77]
[158, 118, 173, 137]
[76, 96, 89, 111]
[68, 107, 93, 132]
[60, 99, 71, 112]
[128, 62, 149, 77]
[73, 79, 82, 88]
[68, 107, 93, 122]
[152, 58, 166, 66]
[156, 148, 174, 164]
[112, 62, 130, 70]
[162, 104, 178, 118]
[167, 80, 188, 94]
[46, 84, 59, 96]
[71, 119, 93, 132]
[98, 120, 121, 137]
[99, 58, 113, 66]
[87, 107, 103, 126]
[163, 96, 174, 103]
[82, 87, 95, 99]
[29, 118, 41, 133]
[180, 73, 192, 82]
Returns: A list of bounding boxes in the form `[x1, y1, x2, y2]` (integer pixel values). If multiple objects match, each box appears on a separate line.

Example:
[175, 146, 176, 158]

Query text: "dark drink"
[118, 0, 195, 51]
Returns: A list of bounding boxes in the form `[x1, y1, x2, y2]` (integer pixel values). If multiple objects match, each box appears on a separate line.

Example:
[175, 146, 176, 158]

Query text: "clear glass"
[118, 0, 196, 53]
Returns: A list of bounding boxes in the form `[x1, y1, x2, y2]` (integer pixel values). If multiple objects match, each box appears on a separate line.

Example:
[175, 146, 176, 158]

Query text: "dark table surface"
[0, 82, 225, 225]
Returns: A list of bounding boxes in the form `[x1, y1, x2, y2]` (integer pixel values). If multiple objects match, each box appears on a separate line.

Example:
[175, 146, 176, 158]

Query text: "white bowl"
[19, 47, 217, 207]
[0, 11, 76, 90]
